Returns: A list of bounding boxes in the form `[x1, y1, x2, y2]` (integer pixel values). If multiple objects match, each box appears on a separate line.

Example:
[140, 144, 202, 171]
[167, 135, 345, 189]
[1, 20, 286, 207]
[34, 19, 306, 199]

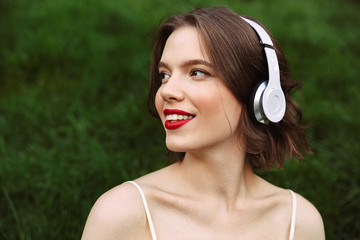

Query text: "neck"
[172, 140, 260, 209]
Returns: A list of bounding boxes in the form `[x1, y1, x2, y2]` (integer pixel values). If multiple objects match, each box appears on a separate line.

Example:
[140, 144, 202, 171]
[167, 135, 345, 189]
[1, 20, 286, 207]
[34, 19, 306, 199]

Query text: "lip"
[163, 109, 195, 130]
[164, 109, 194, 116]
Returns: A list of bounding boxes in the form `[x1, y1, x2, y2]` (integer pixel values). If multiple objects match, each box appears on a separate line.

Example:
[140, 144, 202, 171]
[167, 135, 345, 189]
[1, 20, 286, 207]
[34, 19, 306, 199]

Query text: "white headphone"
[241, 17, 286, 124]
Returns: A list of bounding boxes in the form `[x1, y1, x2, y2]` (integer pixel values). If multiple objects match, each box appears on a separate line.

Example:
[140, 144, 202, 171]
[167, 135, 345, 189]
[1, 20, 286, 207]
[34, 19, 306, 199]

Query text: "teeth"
[166, 114, 194, 121]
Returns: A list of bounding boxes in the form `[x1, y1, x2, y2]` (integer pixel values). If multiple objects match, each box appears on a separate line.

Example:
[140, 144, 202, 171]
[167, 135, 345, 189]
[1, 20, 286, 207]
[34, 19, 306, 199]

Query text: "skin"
[81, 27, 325, 240]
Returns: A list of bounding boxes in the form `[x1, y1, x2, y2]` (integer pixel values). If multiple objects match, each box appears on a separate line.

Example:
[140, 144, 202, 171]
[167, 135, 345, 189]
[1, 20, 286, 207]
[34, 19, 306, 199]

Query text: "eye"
[159, 71, 170, 82]
[190, 69, 210, 78]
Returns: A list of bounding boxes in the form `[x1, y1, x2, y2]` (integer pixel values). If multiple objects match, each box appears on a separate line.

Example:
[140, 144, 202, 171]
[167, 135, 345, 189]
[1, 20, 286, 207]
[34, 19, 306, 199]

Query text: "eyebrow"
[158, 59, 214, 70]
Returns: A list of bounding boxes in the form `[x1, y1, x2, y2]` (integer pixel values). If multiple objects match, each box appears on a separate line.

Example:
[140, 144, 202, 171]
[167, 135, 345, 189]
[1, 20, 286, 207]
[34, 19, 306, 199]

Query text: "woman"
[82, 6, 325, 240]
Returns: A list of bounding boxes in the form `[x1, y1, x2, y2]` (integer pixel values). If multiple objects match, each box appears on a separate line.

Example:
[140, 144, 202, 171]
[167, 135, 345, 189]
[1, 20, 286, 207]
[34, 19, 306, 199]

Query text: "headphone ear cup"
[261, 87, 286, 123]
[249, 81, 268, 124]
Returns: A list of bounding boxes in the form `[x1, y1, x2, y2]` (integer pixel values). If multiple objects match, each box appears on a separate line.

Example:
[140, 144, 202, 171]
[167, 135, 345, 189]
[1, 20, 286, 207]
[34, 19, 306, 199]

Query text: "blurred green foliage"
[0, 0, 359, 239]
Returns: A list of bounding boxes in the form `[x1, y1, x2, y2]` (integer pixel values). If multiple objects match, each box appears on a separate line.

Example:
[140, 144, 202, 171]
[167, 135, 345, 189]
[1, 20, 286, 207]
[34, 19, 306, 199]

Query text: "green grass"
[0, 0, 359, 239]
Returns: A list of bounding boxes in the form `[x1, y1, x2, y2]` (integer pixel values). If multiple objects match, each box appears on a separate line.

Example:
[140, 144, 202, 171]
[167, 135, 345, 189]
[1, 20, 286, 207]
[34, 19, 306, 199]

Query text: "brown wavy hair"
[147, 6, 311, 170]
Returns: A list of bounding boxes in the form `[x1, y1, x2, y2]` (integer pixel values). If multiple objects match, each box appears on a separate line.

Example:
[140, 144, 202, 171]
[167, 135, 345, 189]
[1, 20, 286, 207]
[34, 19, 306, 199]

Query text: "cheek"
[190, 86, 218, 109]
[221, 90, 243, 125]
[195, 85, 242, 125]
[192, 86, 228, 115]
[155, 89, 164, 119]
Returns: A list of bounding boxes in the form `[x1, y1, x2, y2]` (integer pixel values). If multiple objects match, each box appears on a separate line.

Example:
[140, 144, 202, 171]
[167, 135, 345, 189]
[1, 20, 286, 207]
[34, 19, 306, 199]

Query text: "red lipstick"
[164, 109, 195, 130]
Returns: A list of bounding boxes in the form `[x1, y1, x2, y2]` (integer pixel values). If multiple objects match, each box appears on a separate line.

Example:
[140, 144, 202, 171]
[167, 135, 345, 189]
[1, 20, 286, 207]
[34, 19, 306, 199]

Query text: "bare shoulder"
[81, 182, 147, 240]
[294, 192, 325, 240]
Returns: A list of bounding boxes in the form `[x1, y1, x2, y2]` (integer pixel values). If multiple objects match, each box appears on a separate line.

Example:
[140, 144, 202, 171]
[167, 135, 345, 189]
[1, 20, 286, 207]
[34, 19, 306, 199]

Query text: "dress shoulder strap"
[288, 190, 297, 240]
[126, 181, 158, 240]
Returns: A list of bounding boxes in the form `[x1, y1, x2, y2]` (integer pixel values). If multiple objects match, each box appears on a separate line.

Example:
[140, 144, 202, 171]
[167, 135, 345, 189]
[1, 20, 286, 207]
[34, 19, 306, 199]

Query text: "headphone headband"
[240, 17, 273, 46]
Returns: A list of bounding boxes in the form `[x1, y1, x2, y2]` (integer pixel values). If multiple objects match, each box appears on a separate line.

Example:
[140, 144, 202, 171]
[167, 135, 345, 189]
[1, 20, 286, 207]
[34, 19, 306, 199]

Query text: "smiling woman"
[81, 6, 325, 240]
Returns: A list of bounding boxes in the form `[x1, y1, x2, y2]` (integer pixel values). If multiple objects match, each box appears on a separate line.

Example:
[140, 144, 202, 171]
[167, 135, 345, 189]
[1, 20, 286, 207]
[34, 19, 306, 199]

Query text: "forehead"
[160, 27, 210, 64]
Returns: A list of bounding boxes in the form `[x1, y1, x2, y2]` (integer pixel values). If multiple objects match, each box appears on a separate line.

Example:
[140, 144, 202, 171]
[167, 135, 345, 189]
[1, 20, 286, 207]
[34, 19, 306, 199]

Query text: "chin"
[166, 144, 187, 153]
[165, 139, 193, 153]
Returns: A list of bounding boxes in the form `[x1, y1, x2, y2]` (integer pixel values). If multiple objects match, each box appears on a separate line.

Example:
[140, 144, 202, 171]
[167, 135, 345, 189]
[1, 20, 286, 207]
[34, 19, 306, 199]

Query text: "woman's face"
[155, 27, 242, 153]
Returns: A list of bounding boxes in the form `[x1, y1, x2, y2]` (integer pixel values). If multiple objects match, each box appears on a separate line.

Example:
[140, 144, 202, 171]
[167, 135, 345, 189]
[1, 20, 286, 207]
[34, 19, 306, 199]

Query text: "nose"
[159, 73, 185, 102]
